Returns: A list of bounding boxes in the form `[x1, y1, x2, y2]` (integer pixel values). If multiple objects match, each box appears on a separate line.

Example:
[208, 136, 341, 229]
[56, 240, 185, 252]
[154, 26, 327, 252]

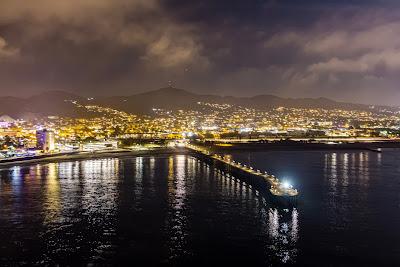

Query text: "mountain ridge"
[0, 87, 385, 119]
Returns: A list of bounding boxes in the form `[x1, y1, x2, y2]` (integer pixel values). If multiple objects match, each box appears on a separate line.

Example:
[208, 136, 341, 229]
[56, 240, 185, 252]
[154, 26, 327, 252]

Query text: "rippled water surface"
[0, 151, 399, 266]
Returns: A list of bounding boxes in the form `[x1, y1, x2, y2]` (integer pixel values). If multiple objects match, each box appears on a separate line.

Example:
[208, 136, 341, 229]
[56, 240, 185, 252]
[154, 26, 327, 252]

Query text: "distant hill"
[0, 91, 90, 119]
[95, 87, 371, 114]
[0, 87, 383, 119]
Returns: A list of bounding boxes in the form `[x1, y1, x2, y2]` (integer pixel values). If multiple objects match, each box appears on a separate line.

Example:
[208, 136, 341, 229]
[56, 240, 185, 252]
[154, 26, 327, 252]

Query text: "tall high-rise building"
[36, 129, 55, 152]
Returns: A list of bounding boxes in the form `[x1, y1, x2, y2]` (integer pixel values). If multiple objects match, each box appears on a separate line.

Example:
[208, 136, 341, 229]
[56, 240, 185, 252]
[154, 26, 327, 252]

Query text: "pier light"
[282, 181, 292, 189]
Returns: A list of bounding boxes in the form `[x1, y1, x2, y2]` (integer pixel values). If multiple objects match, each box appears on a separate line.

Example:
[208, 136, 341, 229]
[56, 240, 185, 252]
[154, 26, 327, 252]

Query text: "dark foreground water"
[0, 151, 399, 266]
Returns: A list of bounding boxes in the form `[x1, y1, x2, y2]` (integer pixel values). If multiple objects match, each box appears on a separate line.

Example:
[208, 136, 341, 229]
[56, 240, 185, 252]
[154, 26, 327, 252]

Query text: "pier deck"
[185, 144, 298, 203]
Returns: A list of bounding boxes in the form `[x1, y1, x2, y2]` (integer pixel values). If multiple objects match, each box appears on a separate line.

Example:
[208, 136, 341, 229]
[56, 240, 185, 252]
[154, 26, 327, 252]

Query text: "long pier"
[185, 143, 298, 204]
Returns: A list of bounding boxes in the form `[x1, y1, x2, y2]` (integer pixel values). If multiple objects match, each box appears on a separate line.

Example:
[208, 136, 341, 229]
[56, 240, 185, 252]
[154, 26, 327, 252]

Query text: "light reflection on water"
[227, 150, 400, 265]
[323, 152, 375, 233]
[166, 155, 190, 261]
[43, 163, 60, 225]
[267, 208, 299, 264]
[0, 151, 400, 266]
[4, 151, 396, 265]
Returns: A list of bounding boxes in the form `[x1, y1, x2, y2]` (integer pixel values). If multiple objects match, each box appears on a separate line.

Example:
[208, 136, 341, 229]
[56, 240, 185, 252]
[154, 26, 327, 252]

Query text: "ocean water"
[0, 151, 399, 266]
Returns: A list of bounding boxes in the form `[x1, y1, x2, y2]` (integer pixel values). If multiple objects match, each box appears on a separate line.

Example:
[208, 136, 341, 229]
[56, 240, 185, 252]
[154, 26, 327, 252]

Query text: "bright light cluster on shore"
[1, 99, 400, 156]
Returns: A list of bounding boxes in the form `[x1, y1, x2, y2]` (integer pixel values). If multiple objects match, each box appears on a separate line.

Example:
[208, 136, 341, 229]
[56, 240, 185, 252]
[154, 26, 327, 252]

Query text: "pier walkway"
[185, 143, 298, 202]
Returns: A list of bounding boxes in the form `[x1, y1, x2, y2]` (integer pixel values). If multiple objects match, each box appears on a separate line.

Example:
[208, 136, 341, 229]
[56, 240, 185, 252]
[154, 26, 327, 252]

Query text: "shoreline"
[1, 141, 400, 168]
[203, 140, 400, 153]
[0, 148, 183, 168]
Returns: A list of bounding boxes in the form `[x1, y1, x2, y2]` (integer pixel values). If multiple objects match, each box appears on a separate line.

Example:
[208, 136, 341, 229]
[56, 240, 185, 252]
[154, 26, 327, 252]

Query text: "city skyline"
[2, 1, 400, 105]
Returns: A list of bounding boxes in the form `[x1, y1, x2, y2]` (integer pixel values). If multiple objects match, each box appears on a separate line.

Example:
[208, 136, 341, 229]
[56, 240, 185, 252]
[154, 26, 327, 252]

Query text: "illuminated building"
[82, 140, 118, 151]
[36, 129, 55, 152]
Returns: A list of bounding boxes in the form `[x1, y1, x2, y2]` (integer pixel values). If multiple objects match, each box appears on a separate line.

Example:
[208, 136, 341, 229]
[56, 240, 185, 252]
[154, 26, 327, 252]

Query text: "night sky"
[1, 0, 400, 104]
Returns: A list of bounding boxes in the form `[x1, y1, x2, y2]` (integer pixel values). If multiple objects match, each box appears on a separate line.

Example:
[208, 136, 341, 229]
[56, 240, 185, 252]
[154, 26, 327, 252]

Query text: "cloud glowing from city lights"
[1, 1, 400, 104]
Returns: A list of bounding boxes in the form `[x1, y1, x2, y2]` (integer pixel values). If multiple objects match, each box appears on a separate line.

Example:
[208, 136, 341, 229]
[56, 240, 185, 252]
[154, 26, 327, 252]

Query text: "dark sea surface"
[0, 151, 399, 266]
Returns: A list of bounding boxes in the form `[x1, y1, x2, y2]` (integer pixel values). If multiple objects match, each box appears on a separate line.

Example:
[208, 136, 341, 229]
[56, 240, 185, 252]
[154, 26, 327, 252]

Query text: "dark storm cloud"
[1, 0, 400, 104]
